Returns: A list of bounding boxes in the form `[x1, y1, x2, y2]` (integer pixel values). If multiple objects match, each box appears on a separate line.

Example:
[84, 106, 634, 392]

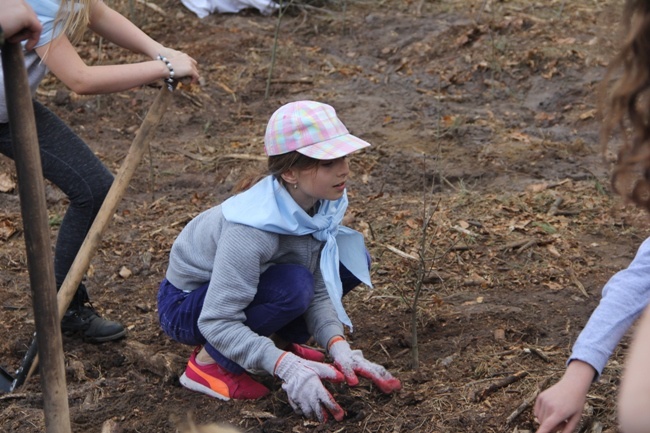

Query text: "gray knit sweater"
[166, 205, 344, 374]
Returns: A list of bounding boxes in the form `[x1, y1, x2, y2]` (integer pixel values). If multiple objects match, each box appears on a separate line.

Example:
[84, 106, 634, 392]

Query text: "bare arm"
[87, 0, 198, 78]
[619, 307, 650, 433]
[34, 0, 198, 95]
[87, 0, 162, 59]
[35, 35, 173, 95]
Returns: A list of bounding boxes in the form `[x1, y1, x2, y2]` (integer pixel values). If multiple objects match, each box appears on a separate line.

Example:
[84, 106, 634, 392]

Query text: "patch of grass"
[48, 214, 63, 227]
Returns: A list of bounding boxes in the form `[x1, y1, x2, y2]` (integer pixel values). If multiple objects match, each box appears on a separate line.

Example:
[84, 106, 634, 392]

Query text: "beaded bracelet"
[157, 54, 175, 91]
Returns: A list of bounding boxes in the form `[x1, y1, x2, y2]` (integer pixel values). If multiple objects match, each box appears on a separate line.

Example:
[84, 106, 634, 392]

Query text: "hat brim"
[296, 133, 371, 160]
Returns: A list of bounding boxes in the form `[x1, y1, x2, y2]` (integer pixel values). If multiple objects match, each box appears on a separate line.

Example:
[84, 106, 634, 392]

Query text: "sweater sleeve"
[197, 222, 285, 374]
[569, 236, 650, 376]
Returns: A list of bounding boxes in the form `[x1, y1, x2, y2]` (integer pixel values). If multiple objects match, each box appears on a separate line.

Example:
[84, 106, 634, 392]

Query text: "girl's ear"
[280, 169, 298, 186]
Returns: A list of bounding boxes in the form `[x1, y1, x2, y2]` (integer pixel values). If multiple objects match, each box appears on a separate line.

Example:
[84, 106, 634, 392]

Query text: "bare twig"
[382, 244, 418, 261]
[452, 225, 478, 237]
[265, 0, 296, 99]
[473, 370, 529, 402]
[499, 239, 531, 251]
[569, 267, 589, 297]
[135, 0, 165, 15]
[517, 239, 537, 254]
[410, 200, 438, 370]
[526, 347, 551, 363]
[506, 376, 552, 424]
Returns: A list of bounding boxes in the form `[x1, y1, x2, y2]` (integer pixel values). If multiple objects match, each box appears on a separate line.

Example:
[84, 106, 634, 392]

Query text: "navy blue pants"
[157, 262, 363, 374]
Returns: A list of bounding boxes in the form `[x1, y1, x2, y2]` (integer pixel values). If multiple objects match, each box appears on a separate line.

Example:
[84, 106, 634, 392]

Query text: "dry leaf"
[579, 109, 596, 120]
[0, 219, 17, 241]
[0, 172, 15, 192]
[556, 37, 576, 45]
[119, 266, 132, 279]
[526, 182, 548, 193]
[546, 244, 561, 257]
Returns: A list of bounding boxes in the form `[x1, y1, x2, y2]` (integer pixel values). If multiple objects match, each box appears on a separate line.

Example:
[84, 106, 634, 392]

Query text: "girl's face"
[283, 156, 350, 211]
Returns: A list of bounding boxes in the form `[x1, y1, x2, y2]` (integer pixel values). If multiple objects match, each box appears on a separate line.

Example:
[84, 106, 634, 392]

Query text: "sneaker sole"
[179, 372, 230, 401]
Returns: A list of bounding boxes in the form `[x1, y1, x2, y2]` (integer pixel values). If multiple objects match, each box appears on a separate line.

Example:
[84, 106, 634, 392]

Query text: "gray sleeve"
[569, 236, 650, 376]
[197, 223, 285, 374]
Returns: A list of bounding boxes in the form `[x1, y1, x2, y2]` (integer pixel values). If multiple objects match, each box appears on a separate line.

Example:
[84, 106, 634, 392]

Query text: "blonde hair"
[52, 0, 93, 45]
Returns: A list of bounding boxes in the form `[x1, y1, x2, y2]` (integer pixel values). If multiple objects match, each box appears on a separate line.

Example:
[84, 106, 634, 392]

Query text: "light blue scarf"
[221, 175, 371, 330]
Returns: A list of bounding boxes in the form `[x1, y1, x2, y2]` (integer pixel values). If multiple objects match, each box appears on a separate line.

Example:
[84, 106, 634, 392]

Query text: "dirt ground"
[0, 0, 646, 432]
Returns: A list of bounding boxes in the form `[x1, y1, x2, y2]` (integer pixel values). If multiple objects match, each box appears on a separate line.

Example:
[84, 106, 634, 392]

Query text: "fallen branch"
[506, 376, 552, 425]
[473, 370, 528, 402]
[269, 79, 314, 85]
[525, 347, 551, 363]
[452, 225, 478, 237]
[554, 210, 580, 216]
[216, 81, 237, 102]
[135, 0, 165, 15]
[499, 239, 531, 251]
[217, 153, 267, 161]
[382, 243, 419, 261]
[498, 238, 555, 254]
[569, 267, 589, 297]
[517, 239, 537, 254]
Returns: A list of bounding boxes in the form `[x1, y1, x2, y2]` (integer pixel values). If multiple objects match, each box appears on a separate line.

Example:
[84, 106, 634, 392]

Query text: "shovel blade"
[0, 366, 16, 393]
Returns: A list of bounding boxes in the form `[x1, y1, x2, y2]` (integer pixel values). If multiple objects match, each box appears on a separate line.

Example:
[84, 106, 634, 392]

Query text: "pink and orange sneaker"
[288, 343, 326, 362]
[179, 346, 270, 400]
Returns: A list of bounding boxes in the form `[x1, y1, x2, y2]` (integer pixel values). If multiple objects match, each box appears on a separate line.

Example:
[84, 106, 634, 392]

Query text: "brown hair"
[231, 152, 320, 193]
[601, 0, 650, 211]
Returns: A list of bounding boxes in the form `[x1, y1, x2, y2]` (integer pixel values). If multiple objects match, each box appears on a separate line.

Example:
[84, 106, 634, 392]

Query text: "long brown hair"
[232, 152, 320, 193]
[601, 0, 650, 211]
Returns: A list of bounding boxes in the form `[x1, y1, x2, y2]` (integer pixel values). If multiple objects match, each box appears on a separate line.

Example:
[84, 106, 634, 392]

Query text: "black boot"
[61, 284, 126, 343]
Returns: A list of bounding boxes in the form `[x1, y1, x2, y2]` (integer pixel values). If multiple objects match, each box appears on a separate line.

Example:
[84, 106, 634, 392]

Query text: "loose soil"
[0, 1, 645, 432]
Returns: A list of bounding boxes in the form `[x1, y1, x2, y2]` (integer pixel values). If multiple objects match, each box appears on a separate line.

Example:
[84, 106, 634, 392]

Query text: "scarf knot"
[221, 176, 371, 329]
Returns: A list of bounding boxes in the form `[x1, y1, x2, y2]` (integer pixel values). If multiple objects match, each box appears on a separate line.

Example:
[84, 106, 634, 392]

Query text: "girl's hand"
[328, 337, 401, 394]
[274, 352, 345, 422]
[157, 46, 183, 60]
[3, 0, 42, 50]
[158, 48, 200, 83]
[533, 360, 595, 433]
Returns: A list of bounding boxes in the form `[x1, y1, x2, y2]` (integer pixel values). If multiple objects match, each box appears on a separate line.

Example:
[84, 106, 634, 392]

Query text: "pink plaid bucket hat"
[264, 101, 371, 160]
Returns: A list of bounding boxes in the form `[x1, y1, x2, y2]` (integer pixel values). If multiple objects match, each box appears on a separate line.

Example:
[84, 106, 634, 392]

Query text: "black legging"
[0, 100, 114, 303]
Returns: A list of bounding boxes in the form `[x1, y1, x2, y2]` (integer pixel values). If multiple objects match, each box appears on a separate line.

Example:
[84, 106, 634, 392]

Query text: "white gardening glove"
[274, 352, 345, 422]
[328, 337, 402, 394]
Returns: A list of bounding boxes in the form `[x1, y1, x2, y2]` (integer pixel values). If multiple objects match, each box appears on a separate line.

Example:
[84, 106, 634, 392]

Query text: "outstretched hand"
[533, 360, 595, 433]
[274, 352, 345, 422]
[328, 338, 401, 394]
